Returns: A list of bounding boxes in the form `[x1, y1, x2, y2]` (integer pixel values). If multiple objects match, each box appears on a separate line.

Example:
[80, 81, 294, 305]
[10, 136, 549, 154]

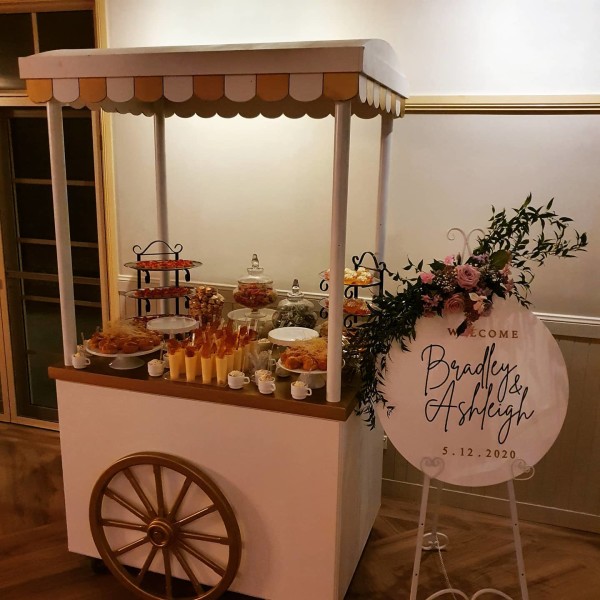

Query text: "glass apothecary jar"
[233, 253, 277, 318]
[272, 279, 318, 329]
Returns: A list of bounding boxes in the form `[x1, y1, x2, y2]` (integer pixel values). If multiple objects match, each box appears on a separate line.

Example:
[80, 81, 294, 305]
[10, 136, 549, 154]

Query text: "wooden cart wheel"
[89, 452, 241, 600]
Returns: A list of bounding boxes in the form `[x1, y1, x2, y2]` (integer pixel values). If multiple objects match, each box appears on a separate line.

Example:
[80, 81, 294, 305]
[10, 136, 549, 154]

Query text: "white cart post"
[47, 100, 77, 365]
[154, 112, 169, 313]
[375, 114, 394, 261]
[327, 100, 351, 404]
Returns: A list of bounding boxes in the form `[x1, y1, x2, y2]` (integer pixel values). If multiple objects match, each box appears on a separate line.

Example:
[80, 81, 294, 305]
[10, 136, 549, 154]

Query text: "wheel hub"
[147, 519, 175, 548]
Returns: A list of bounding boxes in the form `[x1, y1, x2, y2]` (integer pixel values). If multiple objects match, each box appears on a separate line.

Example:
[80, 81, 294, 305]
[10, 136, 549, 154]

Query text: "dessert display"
[319, 321, 329, 337]
[87, 320, 162, 354]
[147, 316, 197, 336]
[233, 283, 277, 309]
[322, 266, 376, 286]
[272, 279, 318, 329]
[164, 320, 258, 384]
[256, 372, 276, 394]
[233, 254, 277, 318]
[125, 259, 201, 271]
[188, 285, 225, 324]
[320, 297, 372, 316]
[227, 370, 250, 389]
[268, 326, 319, 347]
[126, 286, 194, 299]
[125, 241, 203, 319]
[147, 358, 165, 377]
[280, 338, 328, 372]
[128, 314, 169, 327]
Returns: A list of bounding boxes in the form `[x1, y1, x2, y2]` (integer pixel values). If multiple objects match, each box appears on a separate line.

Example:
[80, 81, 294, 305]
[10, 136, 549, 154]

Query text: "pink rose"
[456, 264, 480, 289]
[443, 293, 466, 315]
[444, 255, 455, 266]
[419, 272, 434, 284]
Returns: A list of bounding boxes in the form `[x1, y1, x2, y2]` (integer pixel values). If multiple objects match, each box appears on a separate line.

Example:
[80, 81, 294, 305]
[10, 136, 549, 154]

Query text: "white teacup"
[72, 354, 90, 369]
[291, 380, 312, 399]
[228, 371, 250, 389]
[148, 359, 165, 377]
[257, 376, 276, 395]
[253, 369, 272, 383]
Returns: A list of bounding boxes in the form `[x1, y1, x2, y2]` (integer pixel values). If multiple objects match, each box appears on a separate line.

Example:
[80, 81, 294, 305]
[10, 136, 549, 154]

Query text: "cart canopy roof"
[19, 39, 409, 119]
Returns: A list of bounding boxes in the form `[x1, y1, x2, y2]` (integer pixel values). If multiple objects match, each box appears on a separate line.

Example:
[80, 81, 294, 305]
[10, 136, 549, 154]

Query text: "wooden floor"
[1, 422, 600, 599]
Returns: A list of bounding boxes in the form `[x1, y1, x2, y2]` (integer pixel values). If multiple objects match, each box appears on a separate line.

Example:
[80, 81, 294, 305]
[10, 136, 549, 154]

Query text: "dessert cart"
[20, 40, 409, 599]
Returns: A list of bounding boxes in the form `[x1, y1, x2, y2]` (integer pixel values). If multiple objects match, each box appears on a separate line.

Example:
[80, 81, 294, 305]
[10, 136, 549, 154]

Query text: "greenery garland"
[353, 196, 588, 428]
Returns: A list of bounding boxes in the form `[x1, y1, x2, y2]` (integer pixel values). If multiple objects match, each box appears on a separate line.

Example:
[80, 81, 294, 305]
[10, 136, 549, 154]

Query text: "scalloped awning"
[19, 39, 409, 119]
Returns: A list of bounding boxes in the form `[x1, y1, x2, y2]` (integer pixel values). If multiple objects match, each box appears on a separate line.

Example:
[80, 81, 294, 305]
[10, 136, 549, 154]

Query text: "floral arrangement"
[416, 251, 512, 336]
[352, 196, 588, 427]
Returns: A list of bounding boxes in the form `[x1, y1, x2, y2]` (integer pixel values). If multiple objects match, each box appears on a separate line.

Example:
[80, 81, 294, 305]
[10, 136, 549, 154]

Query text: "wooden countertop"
[49, 354, 361, 422]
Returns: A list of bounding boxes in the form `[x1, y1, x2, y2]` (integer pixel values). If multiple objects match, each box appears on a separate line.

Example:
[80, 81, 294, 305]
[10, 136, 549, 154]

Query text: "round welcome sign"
[377, 298, 568, 487]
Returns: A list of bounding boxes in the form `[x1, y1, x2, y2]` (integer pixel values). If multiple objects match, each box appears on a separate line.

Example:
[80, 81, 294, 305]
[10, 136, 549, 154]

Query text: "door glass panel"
[16, 184, 55, 240]
[23, 279, 101, 304]
[7, 289, 102, 416]
[37, 11, 95, 53]
[11, 115, 95, 181]
[0, 14, 34, 90]
[17, 184, 98, 243]
[0, 7, 98, 425]
[20, 300, 101, 412]
[25, 301, 62, 410]
[64, 117, 95, 181]
[72, 247, 100, 278]
[20, 244, 57, 275]
[2, 111, 102, 421]
[11, 118, 52, 179]
[68, 186, 98, 242]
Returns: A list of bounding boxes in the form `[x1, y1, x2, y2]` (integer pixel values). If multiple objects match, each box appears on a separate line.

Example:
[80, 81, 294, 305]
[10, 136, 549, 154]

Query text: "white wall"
[105, 0, 600, 319]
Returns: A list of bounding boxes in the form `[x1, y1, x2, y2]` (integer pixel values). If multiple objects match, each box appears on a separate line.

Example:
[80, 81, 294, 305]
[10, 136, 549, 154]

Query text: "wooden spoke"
[154, 465, 166, 517]
[105, 488, 148, 522]
[180, 540, 226, 577]
[162, 547, 173, 600]
[124, 467, 157, 519]
[90, 452, 241, 600]
[167, 477, 192, 520]
[180, 531, 230, 545]
[136, 545, 159, 584]
[114, 535, 149, 557]
[175, 504, 217, 527]
[172, 546, 205, 596]
[101, 518, 147, 532]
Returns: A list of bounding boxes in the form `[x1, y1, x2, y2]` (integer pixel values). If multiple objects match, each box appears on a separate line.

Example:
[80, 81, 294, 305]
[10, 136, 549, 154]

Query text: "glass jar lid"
[238, 253, 272, 285]
[273, 279, 317, 329]
[278, 279, 313, 307]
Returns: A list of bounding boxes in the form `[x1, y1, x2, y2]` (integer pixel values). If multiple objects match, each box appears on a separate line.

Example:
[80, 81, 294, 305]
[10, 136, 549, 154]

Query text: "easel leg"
[507, 479, 529, 600]
[423, 479, 448, 551]
[410, 474, 431, 600]
[430, 480, 442, 540]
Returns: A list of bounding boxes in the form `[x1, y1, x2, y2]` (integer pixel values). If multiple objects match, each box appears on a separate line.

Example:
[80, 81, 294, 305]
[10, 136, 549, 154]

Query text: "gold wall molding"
[406, 95, 600, 114]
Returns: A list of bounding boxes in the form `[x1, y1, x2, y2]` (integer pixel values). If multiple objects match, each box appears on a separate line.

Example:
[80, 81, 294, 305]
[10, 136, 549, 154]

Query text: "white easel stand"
[410, 458, 532, 600]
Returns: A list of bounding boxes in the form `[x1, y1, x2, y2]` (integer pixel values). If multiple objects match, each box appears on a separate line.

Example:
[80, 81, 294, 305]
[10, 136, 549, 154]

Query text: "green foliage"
[474, 195, 588, 307]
